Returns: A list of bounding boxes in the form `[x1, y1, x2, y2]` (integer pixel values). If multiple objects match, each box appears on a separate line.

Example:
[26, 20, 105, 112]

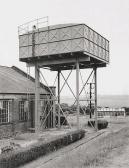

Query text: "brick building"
[0, 65, 54, 138]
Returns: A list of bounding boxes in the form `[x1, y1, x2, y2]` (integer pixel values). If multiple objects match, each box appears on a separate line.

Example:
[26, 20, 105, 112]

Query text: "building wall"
[0, 97, 32, 139]
[97, 107, 125, 117]
[0, 124, 13, 139]
[0, 122, 32, 139]
[0, 93, 54, 139]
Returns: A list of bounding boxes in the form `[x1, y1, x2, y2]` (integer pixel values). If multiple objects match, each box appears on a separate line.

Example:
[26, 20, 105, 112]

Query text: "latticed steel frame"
[18, 17, 109, 132]
[34, 63, 98, 131]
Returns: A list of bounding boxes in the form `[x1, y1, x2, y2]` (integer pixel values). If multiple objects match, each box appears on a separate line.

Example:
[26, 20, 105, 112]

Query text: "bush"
[0, 129, 85, 168]
[56, 115, 68, 125]
[88, 120, 108, 130]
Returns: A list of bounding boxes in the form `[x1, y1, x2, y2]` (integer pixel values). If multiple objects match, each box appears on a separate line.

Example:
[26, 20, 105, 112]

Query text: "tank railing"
[18, 16, 49, 35]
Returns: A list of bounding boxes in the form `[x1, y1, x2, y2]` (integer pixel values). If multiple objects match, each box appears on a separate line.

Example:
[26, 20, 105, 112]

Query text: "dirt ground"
[19, 116, 129, 168]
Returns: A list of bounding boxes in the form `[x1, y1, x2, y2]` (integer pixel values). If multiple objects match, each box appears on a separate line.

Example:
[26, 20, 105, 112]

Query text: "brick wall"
[0, 96, 34, 139]
[0, 93, 54, 138]
[0, 124, 13, 139]
[0, 122, 32, 139]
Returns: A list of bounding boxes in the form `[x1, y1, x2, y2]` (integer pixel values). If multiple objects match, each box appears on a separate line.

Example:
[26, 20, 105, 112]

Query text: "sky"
[0, 0, 129, 95]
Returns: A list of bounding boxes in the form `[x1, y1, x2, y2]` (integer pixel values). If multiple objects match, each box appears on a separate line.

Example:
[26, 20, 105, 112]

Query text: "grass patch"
[83, 127, 129, 167]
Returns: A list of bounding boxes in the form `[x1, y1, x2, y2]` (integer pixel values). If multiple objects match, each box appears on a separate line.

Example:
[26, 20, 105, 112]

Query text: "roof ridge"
[0, 65, 11, 68]
[11, 66, 50, 93]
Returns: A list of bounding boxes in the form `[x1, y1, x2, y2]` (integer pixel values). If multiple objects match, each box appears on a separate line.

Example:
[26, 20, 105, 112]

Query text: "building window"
[0, 100, 10, 124]
[19, 101, 28, 121]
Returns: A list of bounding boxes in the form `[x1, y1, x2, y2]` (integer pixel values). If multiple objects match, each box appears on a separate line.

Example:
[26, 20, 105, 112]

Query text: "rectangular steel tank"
[19, 23, 109, 63]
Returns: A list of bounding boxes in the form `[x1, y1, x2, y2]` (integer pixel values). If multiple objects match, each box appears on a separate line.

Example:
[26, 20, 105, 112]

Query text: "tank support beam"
[76, 57, 80, 129]
[35, 63, 40, 132]
[58, 70, 61, 128]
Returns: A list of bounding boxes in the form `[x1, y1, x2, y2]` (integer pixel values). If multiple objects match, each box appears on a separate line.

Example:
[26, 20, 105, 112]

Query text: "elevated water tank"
[19, 23, 109, 66]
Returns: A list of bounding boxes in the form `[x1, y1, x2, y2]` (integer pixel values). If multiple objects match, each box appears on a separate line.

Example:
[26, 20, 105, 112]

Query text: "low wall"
[13, 121, 31, 133]
[0, 129, 85, 168]
[0, 124, 13, 139]
[0, 121, 31, 139]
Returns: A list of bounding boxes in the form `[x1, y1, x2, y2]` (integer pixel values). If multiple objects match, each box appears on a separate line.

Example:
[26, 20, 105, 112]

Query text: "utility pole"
[89, 83, 92, 119]
[94, 67, 98, 131]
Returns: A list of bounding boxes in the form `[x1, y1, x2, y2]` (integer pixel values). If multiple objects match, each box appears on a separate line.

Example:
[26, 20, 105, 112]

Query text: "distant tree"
[60, 103, 70, 113]
[61, 103, 69, 107]
[123, 107, 129, 115]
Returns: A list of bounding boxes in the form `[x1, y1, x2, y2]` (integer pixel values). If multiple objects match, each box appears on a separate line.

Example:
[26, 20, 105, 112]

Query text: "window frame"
[19, 100, 28, 121]
[0, 100, 10, 124]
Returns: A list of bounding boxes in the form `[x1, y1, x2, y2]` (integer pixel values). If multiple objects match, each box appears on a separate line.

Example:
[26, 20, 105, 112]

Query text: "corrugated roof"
[0, 66, 50, 94]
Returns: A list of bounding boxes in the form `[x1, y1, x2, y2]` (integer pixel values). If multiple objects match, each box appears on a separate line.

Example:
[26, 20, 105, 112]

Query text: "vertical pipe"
[35, 63, 40, 132]
[32, 25, 36, 58]
[50, 86, 56, 128]
[53, 99, 56, 128]
[90, 83, 92, 119]
[58, 70, 61, 128]
[94, 67, 98, 131]
[32, 25, 40, 132]
[76, 57, 80, 130]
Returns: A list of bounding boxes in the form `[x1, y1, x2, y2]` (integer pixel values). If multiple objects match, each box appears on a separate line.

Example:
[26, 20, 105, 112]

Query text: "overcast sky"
[0, 0, 129, 95]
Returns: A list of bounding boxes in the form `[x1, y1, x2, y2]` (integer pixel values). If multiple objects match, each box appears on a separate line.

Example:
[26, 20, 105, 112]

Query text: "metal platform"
[27, 53, 106, 71]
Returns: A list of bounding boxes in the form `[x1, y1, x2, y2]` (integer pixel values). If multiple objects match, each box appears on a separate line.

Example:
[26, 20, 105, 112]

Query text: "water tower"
[18, 17, 109, 131]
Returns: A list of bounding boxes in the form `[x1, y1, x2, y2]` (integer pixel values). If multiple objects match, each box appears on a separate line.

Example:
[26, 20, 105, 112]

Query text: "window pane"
[19, 101, 28, 121]
[0, 101, 9, 124]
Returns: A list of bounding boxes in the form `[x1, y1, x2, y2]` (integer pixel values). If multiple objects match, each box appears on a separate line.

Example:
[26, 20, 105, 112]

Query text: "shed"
[0, 65, 54, 138]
